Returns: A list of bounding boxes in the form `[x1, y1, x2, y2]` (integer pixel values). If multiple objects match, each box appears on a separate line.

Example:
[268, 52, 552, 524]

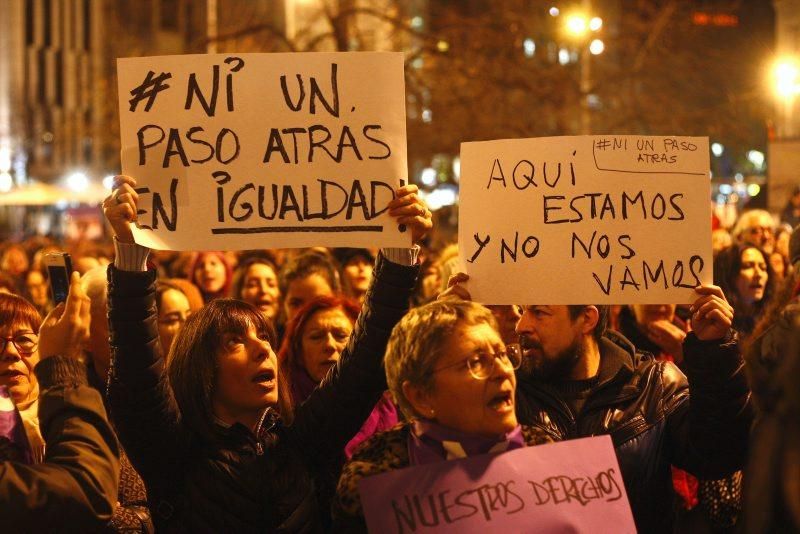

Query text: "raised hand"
[38, 272, 91, 360]
[387, 184, 433, 245]
[102, 175, 139, 244]
[689, 285, 734, 341]
[646, 319, 686, 362]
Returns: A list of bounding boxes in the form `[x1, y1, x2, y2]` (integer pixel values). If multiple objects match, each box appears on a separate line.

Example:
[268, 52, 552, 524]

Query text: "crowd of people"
[0, 175, 798, 533]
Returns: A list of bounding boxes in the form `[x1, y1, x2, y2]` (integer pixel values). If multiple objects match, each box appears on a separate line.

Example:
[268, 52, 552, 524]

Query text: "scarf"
[408, 418, 525, 465]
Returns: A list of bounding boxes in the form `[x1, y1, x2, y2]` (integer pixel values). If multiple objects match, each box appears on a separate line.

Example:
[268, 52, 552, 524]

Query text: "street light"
[562, 4, 603, 134]
[774, 57, 800, 97]
[772, 55, 800, 139]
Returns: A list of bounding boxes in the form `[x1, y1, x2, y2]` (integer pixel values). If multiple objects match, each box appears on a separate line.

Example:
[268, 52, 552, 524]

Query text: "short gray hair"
[385, 299, 497, 419]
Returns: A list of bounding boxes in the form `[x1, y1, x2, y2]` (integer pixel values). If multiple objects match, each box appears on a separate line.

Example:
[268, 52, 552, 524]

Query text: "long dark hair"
[167, 299, 291, 442]
[714, 244, 775, 336]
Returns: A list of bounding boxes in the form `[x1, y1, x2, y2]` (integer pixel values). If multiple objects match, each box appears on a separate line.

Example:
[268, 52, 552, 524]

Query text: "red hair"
[188, 251, 233, 301]
[0, 293, 43, 333]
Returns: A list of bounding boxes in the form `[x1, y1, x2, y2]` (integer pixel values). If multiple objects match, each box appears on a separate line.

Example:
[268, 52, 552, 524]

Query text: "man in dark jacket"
[512, 288, 752, 533]
[0, 271, 120, 529]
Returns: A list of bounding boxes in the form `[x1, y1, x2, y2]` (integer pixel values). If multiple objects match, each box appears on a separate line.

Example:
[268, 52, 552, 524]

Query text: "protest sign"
[117, 52, 409, 251]
[359, 435, 635, 534]
[458, 135, 712, 304]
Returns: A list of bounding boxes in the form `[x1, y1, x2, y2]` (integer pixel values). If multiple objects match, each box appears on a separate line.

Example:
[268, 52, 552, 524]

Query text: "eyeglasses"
[433, 344, 522, 380]
[0, 333, 39, 355]
[747, 226, 773, 236]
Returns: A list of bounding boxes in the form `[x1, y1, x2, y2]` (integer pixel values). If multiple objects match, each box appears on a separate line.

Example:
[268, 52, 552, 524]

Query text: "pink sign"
[359, 435, 635, 533]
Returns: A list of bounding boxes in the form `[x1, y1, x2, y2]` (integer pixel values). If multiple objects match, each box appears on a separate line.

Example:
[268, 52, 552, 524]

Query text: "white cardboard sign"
[117, 52, 410, 251]
[458, 135, 712, 304]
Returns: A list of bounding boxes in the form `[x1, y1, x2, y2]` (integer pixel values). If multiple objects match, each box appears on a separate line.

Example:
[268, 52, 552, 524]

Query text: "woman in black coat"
[103, 175, 430, 532]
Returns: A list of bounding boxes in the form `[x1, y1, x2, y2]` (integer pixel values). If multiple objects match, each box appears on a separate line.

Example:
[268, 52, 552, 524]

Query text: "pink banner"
[359, 435, 635, 533]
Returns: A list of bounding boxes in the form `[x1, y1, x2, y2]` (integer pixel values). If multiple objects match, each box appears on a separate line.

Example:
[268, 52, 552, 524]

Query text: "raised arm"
[664, 285, 753, 478]
[287, 185, 429, 466]
[103, 176, 186, 490]
[1, 274, 119, 528]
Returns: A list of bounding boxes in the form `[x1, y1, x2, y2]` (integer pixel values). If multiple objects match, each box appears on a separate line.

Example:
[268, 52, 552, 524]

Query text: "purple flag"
[0, 385, 34, 464]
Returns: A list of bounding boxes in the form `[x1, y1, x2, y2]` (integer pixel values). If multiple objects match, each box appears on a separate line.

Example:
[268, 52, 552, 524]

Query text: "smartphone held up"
[42, 253, 73, 305]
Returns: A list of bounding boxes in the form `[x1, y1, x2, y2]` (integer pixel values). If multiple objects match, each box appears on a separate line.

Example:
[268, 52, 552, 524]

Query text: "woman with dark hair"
[233, 255, 281, 323]
[103, 175, 431, 531]
[189, 251, 233, 303]
[279, 250, 341, 323]
[279, 295, 398, 458]
[714, 244, 775, 338]
[332, 248, 375, 305]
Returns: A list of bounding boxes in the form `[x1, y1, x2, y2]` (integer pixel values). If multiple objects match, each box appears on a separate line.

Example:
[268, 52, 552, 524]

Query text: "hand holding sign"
[689, 285, 734, 341]
[387, 184, 433, 244]
[102, 175, 139, 244]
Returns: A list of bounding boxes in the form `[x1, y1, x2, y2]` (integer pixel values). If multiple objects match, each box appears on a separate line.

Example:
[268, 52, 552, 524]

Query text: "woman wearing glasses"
[0, 293, 45, 462]
[332, 299, 553, 531]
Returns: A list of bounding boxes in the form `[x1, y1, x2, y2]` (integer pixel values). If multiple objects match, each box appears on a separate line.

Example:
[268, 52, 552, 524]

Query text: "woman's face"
[300, 308, 353, 382]
[631, 304, 676, 327]
[195, 254, 227, 294]
[736, 248, 768, 306]
[240, 263, 280, 320]
[2, 247, 29, 277]
[25, 271, 49, 308]
[212, 324, 278, 425]
[343, 257, 372, 297]
[158, 289, 191, 354]
[411, 322, 517, 439]
[0, 322, 39, 406]
[284, 273, 333, 322]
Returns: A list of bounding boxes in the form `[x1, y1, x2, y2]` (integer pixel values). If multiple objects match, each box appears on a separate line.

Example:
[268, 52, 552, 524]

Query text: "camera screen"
[47, 266, 70, 304]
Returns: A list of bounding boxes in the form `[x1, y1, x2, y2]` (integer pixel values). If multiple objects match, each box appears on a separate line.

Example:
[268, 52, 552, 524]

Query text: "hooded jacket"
[515, 330, 752, 533]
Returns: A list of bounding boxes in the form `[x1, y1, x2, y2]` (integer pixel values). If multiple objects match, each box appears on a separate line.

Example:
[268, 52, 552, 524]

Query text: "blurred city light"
[747, 184, 761, 196]
[0, 145, 11, 172]
[711, 142, 724, 157]
[719, 184, 733, 195]
[420, 167, 436, 186]
[410, 16, 423, 29]
[558, 48, 570, 65]
[103, 175, 115, 189]
[436, 40, 449, 53]
[589, 39, 604, 55]
[0, 172, 12, 192]
[66, 172, 89, 192]
[589, 17, 603, 31]
[549, 7, 560, 17]
[421, 109, 432, 123]
[452, 156, 461, 181]
[565, 14, 588, 37]
[734, 173, 744, 182]
[523, 38, 536, 57]
[422, 186, 457, 210]
[747, 149, 765, 169]
[774, 57, 800, 97]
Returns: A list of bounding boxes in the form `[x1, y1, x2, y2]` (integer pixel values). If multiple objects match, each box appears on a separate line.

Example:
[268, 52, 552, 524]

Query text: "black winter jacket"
[106, 253, 418, 532]
[0, 356, 120, 531]
[515, 330, 752, 534]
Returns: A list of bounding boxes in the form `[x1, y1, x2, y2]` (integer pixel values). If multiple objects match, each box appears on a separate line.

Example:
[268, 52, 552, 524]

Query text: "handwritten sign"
[458, 135, 712, 304]
[359, 436, 635, 534]
[117, 53, 409, 251]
